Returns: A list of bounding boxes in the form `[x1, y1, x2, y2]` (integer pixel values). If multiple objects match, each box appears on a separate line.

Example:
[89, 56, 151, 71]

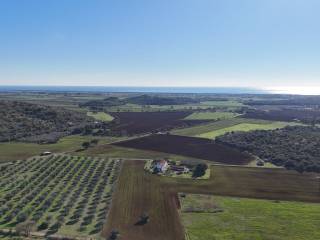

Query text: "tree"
[108, 229, 119, 240]
[16, 212, 27, 223]
[192, 164, 208, 178]
[91, 139, 99, 145]
[37, 222, 49, 230]
[136, 212, 149, 225]
[82, 141, 91, 149]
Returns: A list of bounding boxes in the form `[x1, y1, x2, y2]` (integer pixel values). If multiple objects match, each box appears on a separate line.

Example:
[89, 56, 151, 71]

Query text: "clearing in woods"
[87, 111, 114, 122]
[103, 161, 320, 240]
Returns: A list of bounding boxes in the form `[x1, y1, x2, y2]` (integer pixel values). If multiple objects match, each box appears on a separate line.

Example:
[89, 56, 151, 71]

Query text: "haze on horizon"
[0, 0, 320, 93]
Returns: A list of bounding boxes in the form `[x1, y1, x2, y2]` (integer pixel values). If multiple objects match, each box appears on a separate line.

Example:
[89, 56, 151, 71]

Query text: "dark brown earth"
[102, 160, 320, 240]
[113, 134, 252, 165]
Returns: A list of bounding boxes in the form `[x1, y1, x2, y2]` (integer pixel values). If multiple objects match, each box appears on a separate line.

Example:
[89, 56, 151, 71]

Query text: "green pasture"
[0, 135, 120, 162]
[197, 122, 292, 139]
[87, 111, 114, 122]
[172, 118, 298, 139]
[184, 111, 238, 120]
[181, 194, 320, 240]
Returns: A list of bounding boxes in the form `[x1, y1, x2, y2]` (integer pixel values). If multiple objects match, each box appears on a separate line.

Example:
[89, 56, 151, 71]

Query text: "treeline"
[126, 95, 200, 105]
[243, 109, 320, 124]
[245, 96, 320, 106]
[216, 126, 320, 173]
[0, 101, 95, 143]
[80, 94, 200, 110]
[79, 97, 125, 109]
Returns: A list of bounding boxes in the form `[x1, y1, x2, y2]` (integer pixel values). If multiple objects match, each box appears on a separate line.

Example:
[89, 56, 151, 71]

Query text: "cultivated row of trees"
[0, 155, 121, 237]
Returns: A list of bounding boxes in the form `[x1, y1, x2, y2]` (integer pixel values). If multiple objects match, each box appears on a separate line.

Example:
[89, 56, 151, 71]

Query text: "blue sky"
[0, 0, 320, 90]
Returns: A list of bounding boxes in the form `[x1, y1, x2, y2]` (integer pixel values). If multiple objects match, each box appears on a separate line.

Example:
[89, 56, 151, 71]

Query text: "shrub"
[37, 222, 49, 230]
[192, 164, 208, 178]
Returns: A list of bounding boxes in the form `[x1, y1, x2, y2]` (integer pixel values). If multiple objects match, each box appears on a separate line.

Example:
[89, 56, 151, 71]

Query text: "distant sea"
[0, 86, 269, 94]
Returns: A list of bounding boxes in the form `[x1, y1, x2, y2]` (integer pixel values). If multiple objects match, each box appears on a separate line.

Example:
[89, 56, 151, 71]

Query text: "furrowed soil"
[102, 160, 185, 240]
[102, 161, 320, 240]
[110, 111, 208, 135]
[113, 134, 252, 165]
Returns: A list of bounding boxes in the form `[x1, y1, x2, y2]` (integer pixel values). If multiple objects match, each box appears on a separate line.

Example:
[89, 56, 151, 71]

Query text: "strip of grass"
[172, 118, 298, 139]
[171, 118, 271, 137]
[181, 194, 320, 240]
[184, 112, 238, 120]
[87, 111, 114, 122]
[197, 122, 293, 139]
[199, 100, 244, 107]
[0, 135, 119, 162]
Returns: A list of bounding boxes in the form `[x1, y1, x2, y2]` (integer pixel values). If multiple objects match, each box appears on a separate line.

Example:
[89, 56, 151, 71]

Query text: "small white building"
[154, 160, 169, 173]
[40, 151, 52, 156]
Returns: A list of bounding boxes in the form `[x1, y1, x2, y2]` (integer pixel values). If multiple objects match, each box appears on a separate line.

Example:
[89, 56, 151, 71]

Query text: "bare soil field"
[110, 111, 209, 135]
[165, 165, 320, 203]
[102, 160, 185, 240]
[103, 161, 320, 240]
[113, 134, 252, 165]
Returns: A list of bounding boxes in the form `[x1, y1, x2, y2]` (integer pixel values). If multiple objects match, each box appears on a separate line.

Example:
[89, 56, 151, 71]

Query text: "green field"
[199, 100, 244, 108]
[197, 122, 292, 139]
[87, 111, 114, 122]
[180, 194, 320, 240]
[0, 135, 121, 162]
[184, 111, 238, 120]
[171, 118, 271, 136]
[0, 155, 121, 238]
[103, 100, 244, 112]
[172, 118, 297, 139]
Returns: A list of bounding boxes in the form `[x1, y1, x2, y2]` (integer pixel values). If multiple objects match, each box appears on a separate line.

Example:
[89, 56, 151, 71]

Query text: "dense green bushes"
[0, 101, 94, 143]
[217, 126, 320, 173]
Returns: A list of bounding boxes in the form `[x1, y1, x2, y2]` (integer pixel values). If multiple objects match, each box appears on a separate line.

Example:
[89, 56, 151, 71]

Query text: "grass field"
[87, 111, 114, 122]
[172, 118, 297, 139]
[0, 155, 121, 238]
[184, 112, 238, 120]
[0, 135, 120, 162]
[103, 100, 244, 112]
[180, 194, 320, 240]
[197, 122, 292, 139]
[199, 100, 244, 108]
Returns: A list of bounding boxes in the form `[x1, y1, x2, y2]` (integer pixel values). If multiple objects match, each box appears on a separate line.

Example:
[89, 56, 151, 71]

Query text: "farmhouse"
[153, 160, 169, 173]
